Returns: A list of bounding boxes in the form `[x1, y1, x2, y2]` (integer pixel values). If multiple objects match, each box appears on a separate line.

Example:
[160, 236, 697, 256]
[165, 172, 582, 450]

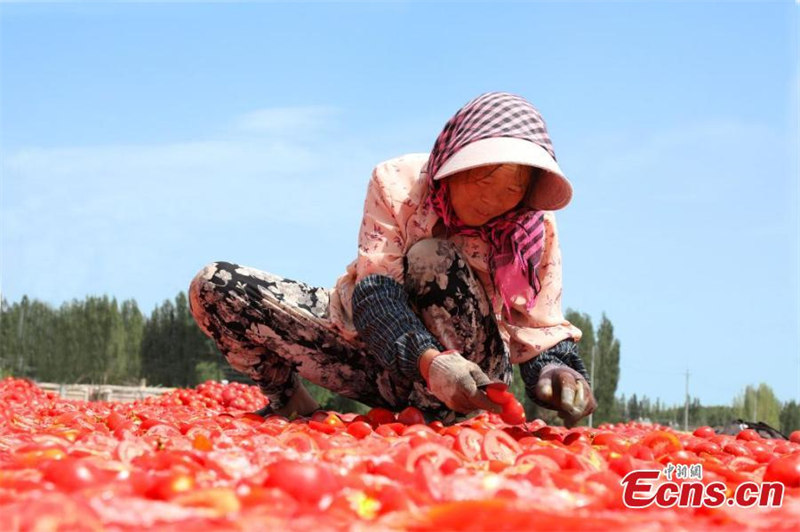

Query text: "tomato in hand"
[486, 383, 514, 405]
[500, 400, 526, 426]
[484, 383, 525, 425]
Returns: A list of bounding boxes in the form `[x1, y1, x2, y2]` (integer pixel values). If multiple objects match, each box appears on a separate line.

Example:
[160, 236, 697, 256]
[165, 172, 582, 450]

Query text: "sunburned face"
[446, 164, 533, 227]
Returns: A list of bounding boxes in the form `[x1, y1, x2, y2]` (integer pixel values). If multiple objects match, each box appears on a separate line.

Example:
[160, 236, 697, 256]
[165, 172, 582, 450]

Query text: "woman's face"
[446, 163, 533, 226]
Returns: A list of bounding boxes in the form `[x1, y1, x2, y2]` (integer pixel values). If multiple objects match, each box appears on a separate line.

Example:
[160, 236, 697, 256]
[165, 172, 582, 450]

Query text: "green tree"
[628, 394, 641, 421]
[593, 313, 621, 424]
[733, 383, 781, 427]
[120, 300, 145, 383]
[780, 400, 800, 434]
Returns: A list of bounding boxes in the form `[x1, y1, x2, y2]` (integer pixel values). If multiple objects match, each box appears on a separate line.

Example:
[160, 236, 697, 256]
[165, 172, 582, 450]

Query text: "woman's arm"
[352, 273, 444, 380]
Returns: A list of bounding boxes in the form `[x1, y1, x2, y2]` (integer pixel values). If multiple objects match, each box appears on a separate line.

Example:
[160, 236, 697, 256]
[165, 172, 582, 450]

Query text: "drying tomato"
[763, 453, 800, 487]
[641, 430, 682, 456]
[692, 426, 716, 438]
[263, 460, 341, 503]
[406, 443, 461, 474]
[482, 429, 521, 463]
[397, 407, 426, 426]
[346, 421, 373, 439]
[454, 428, 484, 461]
[736, 428, 761, 441]
[41, 457, 101, 492]
[366, 408, 396, 426]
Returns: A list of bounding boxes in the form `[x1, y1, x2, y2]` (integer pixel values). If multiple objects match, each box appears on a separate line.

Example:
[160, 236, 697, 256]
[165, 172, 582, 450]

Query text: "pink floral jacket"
[328, 153, 582, 365]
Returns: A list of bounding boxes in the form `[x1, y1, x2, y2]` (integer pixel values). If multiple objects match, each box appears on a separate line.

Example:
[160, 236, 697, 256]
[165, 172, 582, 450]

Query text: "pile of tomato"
[1, 377, 799, 531]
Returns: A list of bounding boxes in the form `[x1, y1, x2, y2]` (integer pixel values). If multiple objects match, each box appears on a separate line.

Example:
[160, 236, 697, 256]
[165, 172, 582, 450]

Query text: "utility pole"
[684, 369, 690, 431]
[588, 344, 597, 428]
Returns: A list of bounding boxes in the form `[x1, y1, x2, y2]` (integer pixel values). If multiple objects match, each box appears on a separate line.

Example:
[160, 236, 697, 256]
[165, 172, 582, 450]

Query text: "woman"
[189, 91, 596, 426]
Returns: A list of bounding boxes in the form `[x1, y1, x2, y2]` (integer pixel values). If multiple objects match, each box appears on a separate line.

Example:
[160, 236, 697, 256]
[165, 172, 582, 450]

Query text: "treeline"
[0, 293, 223, 387]
[613, 385, 800, 436]
[1, 294, 797, 433]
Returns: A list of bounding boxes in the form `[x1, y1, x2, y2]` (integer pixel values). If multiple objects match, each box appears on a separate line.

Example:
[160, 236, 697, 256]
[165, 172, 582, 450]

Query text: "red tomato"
[264, 460, 341, 503]
[515, 450, 562, 471]
[591, 432, 628, 452]
[563, 431, 589, 446]
[375, 424, 400, 437]
[402, 424, 436, 438]
[428, 420, 445, 432]
[406, 443, 462, 474]
[42, 457, 100, 492]
[345, 421, 373, 439]
[278, 431, 319, 453]
[482, 429, 522, 463]
[149, 472, 196, 500]
[533, 426, 564, 443]
[323, 413, 345, 428]
[736, 428, 760, 441]
[763, 452, 800, 487]
[500, 400, 526, 426]
[485, 383, 513, 405]
[694, 440, 722, 455]
[641, 430, 682, 457]
[308, 420, 336, 434]
[723, 442, 750, 457]
[310, 410, 329, 422]
[366, 407, 396, 426]
[397, 406, 426, 426]
[693, 426, 716, 438]
[454, 428, 484, 461]
[790, 431, 800, 444]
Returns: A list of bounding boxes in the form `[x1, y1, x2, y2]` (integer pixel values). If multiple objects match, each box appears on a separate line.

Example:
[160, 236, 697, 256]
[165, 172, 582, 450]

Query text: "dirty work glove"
[427, 351, 502, 415]
[535, 363, 597, 428]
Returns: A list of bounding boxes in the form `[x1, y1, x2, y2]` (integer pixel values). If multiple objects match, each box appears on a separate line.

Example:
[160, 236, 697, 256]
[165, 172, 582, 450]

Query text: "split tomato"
[484, 383, 526, 425]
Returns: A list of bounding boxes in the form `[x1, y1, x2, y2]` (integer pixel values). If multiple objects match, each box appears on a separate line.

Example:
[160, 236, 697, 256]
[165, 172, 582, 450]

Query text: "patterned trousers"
[188, 238, 512, 423]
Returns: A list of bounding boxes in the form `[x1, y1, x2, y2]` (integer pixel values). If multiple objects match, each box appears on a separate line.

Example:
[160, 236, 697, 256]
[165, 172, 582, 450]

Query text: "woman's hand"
[535, 363, 596, 428]
[425, 350, 502, 414]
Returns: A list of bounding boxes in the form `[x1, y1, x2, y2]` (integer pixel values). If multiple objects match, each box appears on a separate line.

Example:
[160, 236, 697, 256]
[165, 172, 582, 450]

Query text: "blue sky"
[1, 2, 797, 407]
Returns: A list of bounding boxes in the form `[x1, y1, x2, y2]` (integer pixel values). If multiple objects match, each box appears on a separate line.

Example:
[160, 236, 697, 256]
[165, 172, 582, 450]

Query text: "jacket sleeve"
[352, 274, 444, 380]
[500, 211, 584, 364]
[350, 164, 443, 380]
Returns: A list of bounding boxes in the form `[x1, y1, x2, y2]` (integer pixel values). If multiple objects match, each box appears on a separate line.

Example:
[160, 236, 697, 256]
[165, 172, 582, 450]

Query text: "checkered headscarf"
[422, 92, 557, 320]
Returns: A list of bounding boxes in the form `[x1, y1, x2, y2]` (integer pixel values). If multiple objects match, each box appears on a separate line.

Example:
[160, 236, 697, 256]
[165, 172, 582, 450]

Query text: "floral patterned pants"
[188, 238, 512, 423]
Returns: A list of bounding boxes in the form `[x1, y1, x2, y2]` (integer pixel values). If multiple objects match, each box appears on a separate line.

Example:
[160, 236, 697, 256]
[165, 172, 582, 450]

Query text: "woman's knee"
[404, 238, 462, 291]
[188, 261, 233, 322]
[405, 238, 461, 273]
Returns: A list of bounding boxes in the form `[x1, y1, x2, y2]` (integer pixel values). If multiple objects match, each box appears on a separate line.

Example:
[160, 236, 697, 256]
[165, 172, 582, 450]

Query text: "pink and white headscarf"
[422, 92, 558, 321]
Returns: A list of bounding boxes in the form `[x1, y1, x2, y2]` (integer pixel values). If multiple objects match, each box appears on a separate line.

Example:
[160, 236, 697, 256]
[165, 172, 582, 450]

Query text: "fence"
[36, 382, 176, 402]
